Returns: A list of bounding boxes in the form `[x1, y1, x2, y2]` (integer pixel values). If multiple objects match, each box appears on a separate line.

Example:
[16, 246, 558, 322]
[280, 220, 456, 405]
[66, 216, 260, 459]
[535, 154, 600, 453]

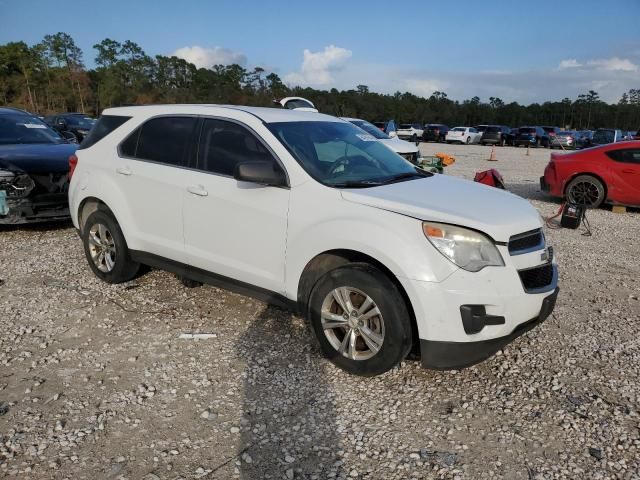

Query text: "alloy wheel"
[320, 286, 385, 361]
[568, 181, 601, 206]
[88, 223, 117, 272]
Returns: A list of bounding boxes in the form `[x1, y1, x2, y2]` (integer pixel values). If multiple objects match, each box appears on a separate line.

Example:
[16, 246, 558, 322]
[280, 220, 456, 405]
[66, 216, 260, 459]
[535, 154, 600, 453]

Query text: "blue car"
[0, 107, 77, 224]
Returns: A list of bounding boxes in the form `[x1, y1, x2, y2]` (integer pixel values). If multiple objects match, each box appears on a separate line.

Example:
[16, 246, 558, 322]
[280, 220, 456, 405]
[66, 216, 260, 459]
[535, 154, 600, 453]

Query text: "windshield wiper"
[328, 180, 383, 188]
[379, 171, 428, 185]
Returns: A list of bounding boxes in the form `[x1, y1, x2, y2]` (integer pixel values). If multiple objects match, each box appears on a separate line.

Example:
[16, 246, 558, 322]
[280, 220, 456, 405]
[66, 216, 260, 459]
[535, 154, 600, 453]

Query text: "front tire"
[307, 263, 413, 376]
[465, 137, 471, 144]
[566, 175, 605, 208]
[82, 210, 140, 283]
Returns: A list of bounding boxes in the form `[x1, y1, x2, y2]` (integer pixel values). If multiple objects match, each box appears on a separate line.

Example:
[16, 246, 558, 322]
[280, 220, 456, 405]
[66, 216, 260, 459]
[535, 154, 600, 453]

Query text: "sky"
[1, 0, 639, 104]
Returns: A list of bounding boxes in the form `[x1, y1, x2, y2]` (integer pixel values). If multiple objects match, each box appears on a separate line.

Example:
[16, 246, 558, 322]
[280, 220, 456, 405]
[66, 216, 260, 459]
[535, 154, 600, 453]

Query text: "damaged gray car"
[0, 107, 76, 225]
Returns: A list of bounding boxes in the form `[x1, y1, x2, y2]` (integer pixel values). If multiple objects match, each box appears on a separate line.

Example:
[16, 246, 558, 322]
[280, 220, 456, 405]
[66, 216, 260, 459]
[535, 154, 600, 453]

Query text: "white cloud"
[586, 57, 638, 72]
[403, 78, 442, 97]
[558, 59, 582, 69]
[285, 45, 352, 86]
[559, 56, 638, 72]
[172, 46, 247, 68]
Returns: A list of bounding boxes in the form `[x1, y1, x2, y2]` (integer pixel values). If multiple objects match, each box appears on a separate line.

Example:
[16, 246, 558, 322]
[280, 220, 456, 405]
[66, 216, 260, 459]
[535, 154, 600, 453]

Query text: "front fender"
[284, 184, 457, 300]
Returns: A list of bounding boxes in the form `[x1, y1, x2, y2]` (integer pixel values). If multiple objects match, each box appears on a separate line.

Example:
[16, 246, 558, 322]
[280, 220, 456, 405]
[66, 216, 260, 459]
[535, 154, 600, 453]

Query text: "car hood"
[340, 175, 541, 242]
[0, 143, 76, 173]
[379, 138, 419, 154]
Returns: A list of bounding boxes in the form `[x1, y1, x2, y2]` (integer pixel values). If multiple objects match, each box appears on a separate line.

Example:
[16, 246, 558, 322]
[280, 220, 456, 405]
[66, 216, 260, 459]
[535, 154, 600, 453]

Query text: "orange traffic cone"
[488, 145, 497, 161]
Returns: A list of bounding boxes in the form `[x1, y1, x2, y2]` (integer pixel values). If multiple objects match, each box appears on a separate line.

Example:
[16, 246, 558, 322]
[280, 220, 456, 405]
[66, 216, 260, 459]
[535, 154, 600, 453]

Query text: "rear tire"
[566, 175, 605, 208]
[465, 137, 471, 144]
[82, 210, 140, 283]
[307, 263, 413, 376]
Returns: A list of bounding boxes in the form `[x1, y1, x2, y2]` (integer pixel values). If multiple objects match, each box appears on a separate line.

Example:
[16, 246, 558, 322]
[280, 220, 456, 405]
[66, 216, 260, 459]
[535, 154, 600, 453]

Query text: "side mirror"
[234, 161, 286, 187]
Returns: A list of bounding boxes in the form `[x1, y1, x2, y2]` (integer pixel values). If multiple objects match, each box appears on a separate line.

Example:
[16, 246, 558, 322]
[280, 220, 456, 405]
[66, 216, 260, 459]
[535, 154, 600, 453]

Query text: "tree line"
[1, 32, 639, 130]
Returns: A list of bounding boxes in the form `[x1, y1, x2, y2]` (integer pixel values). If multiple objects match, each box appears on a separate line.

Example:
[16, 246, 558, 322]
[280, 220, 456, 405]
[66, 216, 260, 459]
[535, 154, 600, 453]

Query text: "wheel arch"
[296, 249, 420, 353]
[77, 197, 117, 234]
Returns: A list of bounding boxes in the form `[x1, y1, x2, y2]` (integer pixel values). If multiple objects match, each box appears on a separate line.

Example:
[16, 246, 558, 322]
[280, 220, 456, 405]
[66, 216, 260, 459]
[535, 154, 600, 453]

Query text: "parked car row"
[383, 121, 638, 150]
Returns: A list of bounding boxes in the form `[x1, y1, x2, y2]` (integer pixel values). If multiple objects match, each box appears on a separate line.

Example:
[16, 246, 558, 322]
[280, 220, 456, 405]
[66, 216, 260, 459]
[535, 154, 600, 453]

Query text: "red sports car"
[540, 141, 640, 207]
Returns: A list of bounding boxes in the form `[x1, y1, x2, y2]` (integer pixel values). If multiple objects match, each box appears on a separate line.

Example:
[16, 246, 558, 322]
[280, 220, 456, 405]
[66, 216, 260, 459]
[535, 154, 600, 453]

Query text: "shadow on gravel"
[505, 181, 557, 203]
[0, 218, 73, 233]
[238, 305, 339, 479]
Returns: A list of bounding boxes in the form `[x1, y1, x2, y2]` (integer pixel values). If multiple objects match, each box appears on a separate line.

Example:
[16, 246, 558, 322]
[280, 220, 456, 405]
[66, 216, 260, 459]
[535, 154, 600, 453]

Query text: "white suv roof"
[102, 104, 340, 124]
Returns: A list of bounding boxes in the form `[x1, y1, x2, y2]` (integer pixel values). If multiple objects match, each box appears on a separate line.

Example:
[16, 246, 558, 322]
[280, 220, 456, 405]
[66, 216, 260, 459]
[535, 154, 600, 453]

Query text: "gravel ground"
[1, 143, 639, 479]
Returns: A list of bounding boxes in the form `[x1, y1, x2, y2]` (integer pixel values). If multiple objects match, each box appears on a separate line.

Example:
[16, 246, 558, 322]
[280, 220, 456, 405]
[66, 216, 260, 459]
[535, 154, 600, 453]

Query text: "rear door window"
[79, 115, 131, 149]
[132, 116, 197, 167]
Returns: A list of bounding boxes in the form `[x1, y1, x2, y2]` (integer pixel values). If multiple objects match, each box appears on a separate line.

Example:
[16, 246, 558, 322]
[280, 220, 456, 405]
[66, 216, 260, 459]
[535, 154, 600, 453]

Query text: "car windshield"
[399, 124, 413, 129]
[66, 116, 95, 128]
[349, 120, 390, 139]
[593, 129, 614, 143]
[485, 126, 501, 133]
[427, 125, 442, 130]
[0, 113, 65, 145]
[520, 127, 536, 134]
[452, 127, 466, 132]
[268, 121, 426, 188]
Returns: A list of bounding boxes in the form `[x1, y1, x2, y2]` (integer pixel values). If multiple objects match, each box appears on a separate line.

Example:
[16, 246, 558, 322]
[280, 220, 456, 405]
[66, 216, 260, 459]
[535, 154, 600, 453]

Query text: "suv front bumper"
[420, 287, 559, 369]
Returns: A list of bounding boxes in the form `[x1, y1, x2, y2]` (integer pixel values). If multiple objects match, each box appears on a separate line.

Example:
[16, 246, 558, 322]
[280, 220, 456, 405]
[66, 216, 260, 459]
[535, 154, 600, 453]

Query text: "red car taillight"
[69, 154, 78, 180]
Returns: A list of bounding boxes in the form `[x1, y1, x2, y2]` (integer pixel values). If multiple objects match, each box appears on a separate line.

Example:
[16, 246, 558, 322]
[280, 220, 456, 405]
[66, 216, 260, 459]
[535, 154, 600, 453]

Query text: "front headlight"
[422, 222, 504, 272]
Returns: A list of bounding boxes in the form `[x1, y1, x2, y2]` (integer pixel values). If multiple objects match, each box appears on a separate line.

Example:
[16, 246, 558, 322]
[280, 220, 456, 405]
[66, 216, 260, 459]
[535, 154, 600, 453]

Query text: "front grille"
[399, 152, 418, 164]
[508, 229, 544, 255]
[518, 263, 554, 292]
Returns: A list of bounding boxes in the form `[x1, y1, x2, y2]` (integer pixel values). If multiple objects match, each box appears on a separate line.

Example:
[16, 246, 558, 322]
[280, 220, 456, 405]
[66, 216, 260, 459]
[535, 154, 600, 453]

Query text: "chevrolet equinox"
[69, 105, 559, 376]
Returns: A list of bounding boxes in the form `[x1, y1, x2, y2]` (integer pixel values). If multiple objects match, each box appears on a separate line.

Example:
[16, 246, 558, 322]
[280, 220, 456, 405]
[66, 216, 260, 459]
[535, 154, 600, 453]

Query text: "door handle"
[116, 167, 132, 176]
[187, 185, 208, 197]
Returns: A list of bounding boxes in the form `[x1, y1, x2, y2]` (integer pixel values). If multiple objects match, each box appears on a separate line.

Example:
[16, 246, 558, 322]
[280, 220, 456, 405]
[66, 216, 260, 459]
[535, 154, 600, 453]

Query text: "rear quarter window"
[78, 115, 131, 150]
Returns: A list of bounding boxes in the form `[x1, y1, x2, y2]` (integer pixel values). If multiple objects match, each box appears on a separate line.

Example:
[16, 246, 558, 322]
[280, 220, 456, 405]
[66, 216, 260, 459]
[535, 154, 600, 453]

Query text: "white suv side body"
[70, 104, 558, 376]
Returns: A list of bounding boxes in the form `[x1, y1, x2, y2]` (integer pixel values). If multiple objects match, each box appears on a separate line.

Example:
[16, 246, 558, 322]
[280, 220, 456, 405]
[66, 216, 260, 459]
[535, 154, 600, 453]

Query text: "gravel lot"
[1, 143, 639, 479]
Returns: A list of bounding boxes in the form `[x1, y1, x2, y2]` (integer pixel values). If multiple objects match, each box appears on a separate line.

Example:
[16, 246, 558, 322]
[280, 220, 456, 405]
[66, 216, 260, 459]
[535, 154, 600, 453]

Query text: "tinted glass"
[349, 120, 389, 139]
[593, 129, 615, 144]
[519, 128, 536, 134]
[198, 119, 275, 176]
[268, 121, 423, 187]
[119, 128, 139, 157]
[284, 99, 314, 110]
[399, 124, 413, 129]
[607, 149, 640, 164]
[134, 116, 196, 166]
[65, 116, 96, 128]
[486, 126, 501, 133]
[79, 115, 131, 149]
[0, 113, 65, 145]
[452, 127, 465, 132]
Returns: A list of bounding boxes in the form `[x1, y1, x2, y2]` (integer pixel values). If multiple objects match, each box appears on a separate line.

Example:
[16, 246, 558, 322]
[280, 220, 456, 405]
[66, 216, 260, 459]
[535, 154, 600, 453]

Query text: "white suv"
[69, 105, 558, 376]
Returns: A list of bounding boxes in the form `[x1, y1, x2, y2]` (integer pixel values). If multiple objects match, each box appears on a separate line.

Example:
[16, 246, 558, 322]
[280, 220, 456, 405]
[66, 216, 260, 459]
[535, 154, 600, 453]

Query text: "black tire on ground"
[411, 134, 417, 143]
[465, 137, 471, 144]
[565, 175, 606, 208]
[307, 263, 413, 376]
[536, 138, 541, 148]
[82, 210, 140, 283]
[500, 138, 506, 147]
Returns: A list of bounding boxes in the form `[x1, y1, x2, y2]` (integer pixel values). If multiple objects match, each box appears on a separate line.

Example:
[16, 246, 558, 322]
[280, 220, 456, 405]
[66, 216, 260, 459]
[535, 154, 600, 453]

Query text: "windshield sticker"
[20, 123, 47, 129]
[356, 133, 377, 142]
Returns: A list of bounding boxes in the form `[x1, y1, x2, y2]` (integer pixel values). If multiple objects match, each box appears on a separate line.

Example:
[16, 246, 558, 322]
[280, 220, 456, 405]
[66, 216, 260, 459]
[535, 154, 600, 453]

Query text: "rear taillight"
[69, 154, 78, 180]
